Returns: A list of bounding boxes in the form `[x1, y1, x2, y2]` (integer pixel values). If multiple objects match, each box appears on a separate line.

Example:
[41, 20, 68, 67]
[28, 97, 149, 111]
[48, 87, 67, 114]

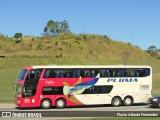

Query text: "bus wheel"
[123, 97, 133, 106]
[111, 97, 122, 107]
[55, 99, 66, 109]
[156, 102, 160, 108]
[41, 99, 52, 109]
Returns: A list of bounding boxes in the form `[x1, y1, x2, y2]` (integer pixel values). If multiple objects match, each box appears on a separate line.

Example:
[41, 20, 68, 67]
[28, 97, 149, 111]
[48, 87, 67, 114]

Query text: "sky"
[0, 0, 160, 50]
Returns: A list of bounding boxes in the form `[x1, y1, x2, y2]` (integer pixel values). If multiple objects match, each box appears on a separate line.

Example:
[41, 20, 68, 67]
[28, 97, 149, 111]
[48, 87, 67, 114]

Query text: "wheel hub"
[43, 101, 49, 107]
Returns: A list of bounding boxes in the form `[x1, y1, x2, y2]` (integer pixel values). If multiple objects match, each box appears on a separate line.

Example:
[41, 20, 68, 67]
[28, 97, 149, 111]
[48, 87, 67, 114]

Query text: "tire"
[111, 97, 122, 107]
[123, 97, 133, 106]
[41, 99, 52, 109]
[55, 99, 66, 109]
[156, 102, 160, 108]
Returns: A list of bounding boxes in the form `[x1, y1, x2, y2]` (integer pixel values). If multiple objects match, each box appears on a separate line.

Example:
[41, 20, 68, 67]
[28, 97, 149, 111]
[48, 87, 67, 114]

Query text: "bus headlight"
[153, 98, 158, 101]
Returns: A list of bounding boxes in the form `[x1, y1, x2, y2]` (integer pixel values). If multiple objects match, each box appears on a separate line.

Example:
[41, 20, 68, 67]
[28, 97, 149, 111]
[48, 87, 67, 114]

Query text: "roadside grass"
[0, 58, 160, 102]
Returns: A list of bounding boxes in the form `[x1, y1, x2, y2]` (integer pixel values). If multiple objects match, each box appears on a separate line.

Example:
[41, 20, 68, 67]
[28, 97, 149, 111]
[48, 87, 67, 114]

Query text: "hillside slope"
[0, 34, 152, 61]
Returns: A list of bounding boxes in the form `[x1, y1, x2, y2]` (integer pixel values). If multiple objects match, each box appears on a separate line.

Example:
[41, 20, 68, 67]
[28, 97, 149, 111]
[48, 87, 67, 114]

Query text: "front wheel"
[123, 97, 133, 106]
[55, 99, 66, 109]
[41, 99, 52, 109]
[111, 97, 122, 107]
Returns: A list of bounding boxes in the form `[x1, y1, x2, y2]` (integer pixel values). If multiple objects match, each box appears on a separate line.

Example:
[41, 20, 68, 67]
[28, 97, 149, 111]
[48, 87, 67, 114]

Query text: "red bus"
[14, 65, 152, 109]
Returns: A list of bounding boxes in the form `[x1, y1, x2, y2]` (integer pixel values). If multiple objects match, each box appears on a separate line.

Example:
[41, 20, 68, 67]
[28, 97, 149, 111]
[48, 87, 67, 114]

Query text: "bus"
[14, 65, 152, 109]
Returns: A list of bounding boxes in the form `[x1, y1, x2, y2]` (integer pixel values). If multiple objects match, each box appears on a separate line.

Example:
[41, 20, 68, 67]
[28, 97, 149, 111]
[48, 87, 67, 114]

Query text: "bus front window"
[18, 69, 27, 81]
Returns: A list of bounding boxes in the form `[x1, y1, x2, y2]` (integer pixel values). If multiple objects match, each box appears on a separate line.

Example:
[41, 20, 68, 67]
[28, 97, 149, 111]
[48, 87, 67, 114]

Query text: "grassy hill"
[0, 33, 152, 61]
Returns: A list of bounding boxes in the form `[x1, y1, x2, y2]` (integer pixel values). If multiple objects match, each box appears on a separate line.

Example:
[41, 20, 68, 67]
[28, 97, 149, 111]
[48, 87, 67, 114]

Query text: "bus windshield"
[18, 69, 27, 81]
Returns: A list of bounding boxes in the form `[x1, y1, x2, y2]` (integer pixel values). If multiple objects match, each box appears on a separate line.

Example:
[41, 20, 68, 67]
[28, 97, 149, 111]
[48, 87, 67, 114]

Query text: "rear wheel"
[41, 99, 52, 109]
[55, 99, 66, 109]
[111, 97, 122, 107]
[123, 97, 133, 106]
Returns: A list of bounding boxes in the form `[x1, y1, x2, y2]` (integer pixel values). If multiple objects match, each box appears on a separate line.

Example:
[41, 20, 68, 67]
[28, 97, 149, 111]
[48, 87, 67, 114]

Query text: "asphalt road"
[0, 103, 159, 111]
[0, 103, 160, 119]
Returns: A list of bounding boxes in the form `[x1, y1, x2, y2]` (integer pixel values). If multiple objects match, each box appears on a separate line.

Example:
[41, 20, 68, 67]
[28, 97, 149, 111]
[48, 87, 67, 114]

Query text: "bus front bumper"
[15, 97, 40, 108]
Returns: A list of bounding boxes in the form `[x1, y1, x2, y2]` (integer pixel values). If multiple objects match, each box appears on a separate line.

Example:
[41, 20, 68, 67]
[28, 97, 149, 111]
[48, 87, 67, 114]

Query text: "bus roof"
[24, 65, 151, 69]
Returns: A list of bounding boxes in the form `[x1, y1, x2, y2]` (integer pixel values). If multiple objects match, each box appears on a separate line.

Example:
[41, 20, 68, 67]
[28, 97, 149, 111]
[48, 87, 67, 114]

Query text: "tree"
[44, 20, 70, 36]
[59, 20, 70, 33]
[147, 45, 158, 57]
[43, 20, 59, 36]
[14, 33, 23, 43]
[147, 45, 157, 51]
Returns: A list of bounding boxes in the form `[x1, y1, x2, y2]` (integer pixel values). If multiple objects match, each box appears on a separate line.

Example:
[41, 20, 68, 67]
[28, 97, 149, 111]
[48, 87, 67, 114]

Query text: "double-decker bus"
[14, 65, 152, 109]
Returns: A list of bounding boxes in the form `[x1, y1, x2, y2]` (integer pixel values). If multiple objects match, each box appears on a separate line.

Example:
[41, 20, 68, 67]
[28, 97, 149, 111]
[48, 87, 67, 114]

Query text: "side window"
[129, 69, 135, 77]
[122, 68, 150, 77]
[109, 69, 117, 77]
[59, 70, 64, 78]
[84, 70, 91, 78]
[124, 69, 135, 77]
[91, 70, 96, 77]
[145, 68, 150, 76]
[44, 69, 56, 78]
[80, 70, 85, 77]
[137, 68, 148, 77]
[44, 69, 64, 78]
[55, 70, 60, 78]
[26, 69, 42, 80]
[42, 87, 53, 95]
[106, 85, 113, 93]
[95, 86, 113, 94]
[129, 68, 147, 77]
[55, 70, 64, 78]
[73, 69, 81, 78]
[42, 87, 63, 95]
[106, 70, 110, 77]
[64, 69, 72, 78]
[53, 87, 63, 94]
[82, 86, 95, 94]
[81, 85, 113, 94]
[27, 70, 36, 79]
[99, 69, 107, 77]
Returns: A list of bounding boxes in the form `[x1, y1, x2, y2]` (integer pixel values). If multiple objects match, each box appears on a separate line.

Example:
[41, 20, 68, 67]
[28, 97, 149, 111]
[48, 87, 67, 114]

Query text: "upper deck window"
[43, 67, 151, 78]
[18, 69, 27, 81]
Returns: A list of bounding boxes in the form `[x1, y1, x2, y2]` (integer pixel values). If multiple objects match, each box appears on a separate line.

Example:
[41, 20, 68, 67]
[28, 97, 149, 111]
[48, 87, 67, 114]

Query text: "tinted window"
[44, 69, 56, 78]
[18, 69, 27, 81]
[26, 69, 42, 80]
[64, 69, 72, 78]
[73, 70, 81, 78]
[43, 68, 150, 78]
[101, 68, 150, 77]
[81, 85, 113, 94]
[42, 87, 53, 95]
[42, 86, 63, 95]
